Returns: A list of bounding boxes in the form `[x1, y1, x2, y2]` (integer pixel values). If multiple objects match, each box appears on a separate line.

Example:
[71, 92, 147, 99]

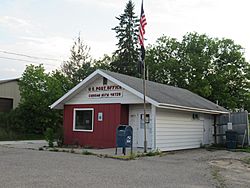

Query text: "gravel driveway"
[0, 146, 249, 188]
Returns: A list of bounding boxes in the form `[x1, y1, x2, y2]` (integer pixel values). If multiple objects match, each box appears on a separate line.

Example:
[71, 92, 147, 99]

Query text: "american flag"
[138, 0, 147, 62]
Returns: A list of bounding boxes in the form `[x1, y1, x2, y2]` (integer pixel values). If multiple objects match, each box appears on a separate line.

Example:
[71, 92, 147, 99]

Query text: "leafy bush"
[44, 128, 54, 147]
[55, 125, 64, 147]
[0, 110, 23, 133]
[82, 150, 93, 155]
[0, 111, 44, 141]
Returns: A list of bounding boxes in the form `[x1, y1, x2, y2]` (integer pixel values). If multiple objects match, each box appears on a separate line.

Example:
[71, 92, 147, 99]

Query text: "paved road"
[0, 146, 249, 188]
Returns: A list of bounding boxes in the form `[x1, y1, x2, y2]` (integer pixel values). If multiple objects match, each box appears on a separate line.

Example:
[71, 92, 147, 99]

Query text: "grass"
[0, 127, 44, 141]
[109, 152, 137, 160]
[88, 152, 137, 160]
[206, 144, 226, 151]
[48, 148, 59, 152]
[82, 150, 94, 155]
[39, 145, 164, 161]
[241, 157, 250, 164]
[206, 144, 250, 153]
[211, 167, 226, 188]
[111, 150, 164, 160]
[145, 149, 163, 157]
[81, 148, 164, 160]
[43, 147, 96, 156]
[237, 147, 250, 153]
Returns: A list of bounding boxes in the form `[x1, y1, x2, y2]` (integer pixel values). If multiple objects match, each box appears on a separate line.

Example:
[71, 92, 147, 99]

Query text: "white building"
[51, 69, 228, 151]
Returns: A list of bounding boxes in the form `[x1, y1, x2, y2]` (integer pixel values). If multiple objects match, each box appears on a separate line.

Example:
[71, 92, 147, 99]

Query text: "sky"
[0, 0, 250, 79]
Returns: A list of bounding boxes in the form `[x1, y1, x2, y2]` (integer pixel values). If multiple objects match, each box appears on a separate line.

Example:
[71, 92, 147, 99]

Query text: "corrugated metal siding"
[0, 81, 20, 109]
[63, 103, 128, 148]
[156, 108, 204, 151]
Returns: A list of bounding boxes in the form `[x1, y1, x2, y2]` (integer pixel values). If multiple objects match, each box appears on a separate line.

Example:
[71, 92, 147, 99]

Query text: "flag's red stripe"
[138, 7, 147, 47]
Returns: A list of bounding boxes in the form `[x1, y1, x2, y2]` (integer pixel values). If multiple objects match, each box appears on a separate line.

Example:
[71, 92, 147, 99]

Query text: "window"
[73, 108, 94, 132]
[0, 98, 13, 113]
[103, 77, 108, 85]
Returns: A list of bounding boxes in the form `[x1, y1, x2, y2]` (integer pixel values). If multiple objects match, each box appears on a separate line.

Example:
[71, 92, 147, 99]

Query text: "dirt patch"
[209, 158, 250, 188]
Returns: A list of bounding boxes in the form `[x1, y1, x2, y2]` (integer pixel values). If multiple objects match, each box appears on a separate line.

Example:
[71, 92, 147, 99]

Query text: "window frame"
[73, 108, 94, 132]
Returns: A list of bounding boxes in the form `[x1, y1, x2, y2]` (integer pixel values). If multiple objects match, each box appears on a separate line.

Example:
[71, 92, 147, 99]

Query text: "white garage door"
[156, 108, 204, 151]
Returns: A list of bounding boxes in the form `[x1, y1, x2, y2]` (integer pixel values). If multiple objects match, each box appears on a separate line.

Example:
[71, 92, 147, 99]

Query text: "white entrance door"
[203, 118, 212, 145]
[129, 114, 138, 147]
[203, 121, 209, 145]
[138, 114, 152, 148]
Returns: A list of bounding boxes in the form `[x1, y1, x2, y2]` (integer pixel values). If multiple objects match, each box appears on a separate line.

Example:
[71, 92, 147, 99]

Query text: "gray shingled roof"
[0, 78, 19, 84]
[101, 69, 227, 112]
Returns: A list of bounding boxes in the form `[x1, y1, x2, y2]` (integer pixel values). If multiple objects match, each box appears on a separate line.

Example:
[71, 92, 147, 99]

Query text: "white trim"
[96, 71, 159, 106]
[157, 103, 229, 114]
[73, 108, 94, 132]
[50, 71, 99, 109]
[50, 69, 159, 109]
[50, 69, 228, 114]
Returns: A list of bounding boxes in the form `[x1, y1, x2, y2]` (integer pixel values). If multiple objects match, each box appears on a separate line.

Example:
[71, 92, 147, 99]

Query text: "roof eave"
[50, 69, 228, 114]
[0, 78, 20, 84]
[50, 70, 101, 109]
[97, 71, 159, 106]
[50, 69, 159, 109]
[157, 103, 229, 114]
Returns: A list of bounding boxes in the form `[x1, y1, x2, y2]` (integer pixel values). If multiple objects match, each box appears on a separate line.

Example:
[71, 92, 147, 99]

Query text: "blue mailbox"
[115, 125, 133, 155]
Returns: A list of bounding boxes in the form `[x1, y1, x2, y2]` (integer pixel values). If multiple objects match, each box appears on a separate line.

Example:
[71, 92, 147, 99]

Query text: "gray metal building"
[0, 78, 20, 112]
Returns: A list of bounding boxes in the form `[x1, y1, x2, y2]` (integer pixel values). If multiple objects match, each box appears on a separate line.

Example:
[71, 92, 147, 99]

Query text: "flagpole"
[138, 0, 147, 153]
[143, 60, 147, 153]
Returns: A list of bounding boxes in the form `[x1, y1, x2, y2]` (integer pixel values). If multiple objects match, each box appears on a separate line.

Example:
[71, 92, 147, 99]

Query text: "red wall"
[63, 104, 128, 148]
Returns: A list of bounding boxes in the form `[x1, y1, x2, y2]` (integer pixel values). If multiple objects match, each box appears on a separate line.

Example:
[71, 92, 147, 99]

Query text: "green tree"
[18, 64, 67, 134]
[208, 38, 250, 110]
[61, 34, 93, 86]
[93, 54, 112, 70]
[178, 33, 217, 97]
[111, 0, 139, 76]
[146, 32, 250, 111]
[146, 36, 185, 87]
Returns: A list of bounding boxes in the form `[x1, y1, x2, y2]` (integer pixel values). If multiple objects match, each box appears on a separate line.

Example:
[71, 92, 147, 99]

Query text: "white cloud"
[0, 35, 74, 78]
[86, 40, 115, 59]
[0, 16, 30, 28]
[19, 36, 72, 60]
[65, 0, 128, 9]
[144, 0, 250, 61]
[1, 0, 250, 79]
[0, 16, 44, 35]
[0, 61, 24, 79]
